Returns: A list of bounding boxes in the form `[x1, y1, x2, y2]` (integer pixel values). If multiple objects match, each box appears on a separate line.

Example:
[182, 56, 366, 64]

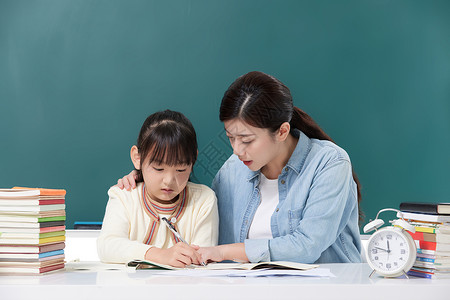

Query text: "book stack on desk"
[0, 187, 66, 275]
[398, 202, 450, 279]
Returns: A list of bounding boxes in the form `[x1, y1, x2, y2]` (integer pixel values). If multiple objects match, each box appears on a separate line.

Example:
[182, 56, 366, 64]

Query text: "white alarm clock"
[363, 208, 417, 278]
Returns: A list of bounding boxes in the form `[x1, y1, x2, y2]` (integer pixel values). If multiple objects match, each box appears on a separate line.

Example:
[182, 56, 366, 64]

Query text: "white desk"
[1, 231, 449, 300]
[1, 262, 450, 300]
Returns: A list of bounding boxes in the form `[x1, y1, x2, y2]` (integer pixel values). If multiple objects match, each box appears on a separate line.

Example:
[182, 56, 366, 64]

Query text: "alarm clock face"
[366, 227, 416, 277]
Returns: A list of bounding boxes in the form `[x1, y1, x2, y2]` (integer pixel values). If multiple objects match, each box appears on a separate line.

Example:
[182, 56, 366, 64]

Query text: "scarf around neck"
[141, 184, 188, 245]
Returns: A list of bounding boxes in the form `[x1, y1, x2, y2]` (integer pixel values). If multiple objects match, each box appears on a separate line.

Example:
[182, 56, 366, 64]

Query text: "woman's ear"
[277, 122, 291, 142]
[130, 146, 141, 170]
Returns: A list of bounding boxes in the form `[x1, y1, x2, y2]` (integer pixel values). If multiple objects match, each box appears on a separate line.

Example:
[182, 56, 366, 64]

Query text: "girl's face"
[140, 161, 192, 202]
[130, 146, 192, 202]
[224, 119, 282, 173]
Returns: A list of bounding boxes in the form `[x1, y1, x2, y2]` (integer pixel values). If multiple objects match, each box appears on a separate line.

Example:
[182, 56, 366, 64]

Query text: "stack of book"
[0, 187, 66, 275]
[398, 202, 450, 279]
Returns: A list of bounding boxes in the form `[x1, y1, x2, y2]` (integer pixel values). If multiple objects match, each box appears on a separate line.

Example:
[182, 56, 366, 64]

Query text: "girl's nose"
[163, 173, 176, 185]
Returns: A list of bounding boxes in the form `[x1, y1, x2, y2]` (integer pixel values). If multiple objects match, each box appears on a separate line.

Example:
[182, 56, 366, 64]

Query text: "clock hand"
[387, 240, 390, 261]
[374, 246, 388, 252]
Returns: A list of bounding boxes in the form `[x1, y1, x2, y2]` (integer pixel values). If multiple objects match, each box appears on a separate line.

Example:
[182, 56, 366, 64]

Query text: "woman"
[118, 71, 362, 264]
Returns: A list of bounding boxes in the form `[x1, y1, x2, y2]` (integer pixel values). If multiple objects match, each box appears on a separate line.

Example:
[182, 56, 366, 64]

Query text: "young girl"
[97, 110, 218, 267]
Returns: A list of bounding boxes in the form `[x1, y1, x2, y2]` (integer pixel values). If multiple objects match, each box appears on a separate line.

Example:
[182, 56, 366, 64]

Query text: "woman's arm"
[198, 243, 248, 263]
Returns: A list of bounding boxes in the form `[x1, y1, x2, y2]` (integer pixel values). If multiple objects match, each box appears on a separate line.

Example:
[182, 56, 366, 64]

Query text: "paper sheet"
[150, 267, 334, 277]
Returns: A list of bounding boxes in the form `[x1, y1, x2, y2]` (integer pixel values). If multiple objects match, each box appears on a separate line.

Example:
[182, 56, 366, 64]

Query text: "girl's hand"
[145, 243, 203, 268]
[116, 170, 138, 190]
[197, 246, 225, 263]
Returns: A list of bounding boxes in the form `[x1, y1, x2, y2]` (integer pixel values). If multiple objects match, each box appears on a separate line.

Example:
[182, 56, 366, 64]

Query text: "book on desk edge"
[0, 215, 66, 223]
[11, 187, 66, 197]
[0, 230, 65, 239]
[0, 262, 65, 275]
[0, 234, 65, 245]
[400, 202, 450, 215]
[0, 225, 65, 234]
[397, 211, 450, 223]
[0, 242, 65, 253]
[0, 204, 66, 212]
[0, 198, 65, 206]
[0, 249, 64, 260]
[0, 257, 65, 267]
[128, 259, 318, 271]
[0, 221, 65, 229]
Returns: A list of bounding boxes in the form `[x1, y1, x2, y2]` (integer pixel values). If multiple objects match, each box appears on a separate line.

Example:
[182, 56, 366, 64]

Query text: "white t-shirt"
[248, 173, 279, 239]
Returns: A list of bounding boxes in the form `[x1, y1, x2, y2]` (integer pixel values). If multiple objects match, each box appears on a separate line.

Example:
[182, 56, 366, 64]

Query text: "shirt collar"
[286, 129, 311, 174]
[246, 129, 311, 181]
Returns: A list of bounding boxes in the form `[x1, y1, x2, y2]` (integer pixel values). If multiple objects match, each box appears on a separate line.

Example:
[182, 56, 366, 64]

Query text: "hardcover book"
[0, 242, 65, 253]
[400, 202, 450, 215]
[397, 211, 450, 223]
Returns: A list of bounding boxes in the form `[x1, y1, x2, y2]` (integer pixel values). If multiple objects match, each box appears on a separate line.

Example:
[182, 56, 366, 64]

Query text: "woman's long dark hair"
[135, 110, 198, 182]
[219, 71, 363, 221]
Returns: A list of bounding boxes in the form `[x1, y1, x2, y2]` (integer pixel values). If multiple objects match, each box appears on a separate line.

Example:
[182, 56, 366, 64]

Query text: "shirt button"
[285, 167, 288, 172]
[276, 208, 279, 212]
[281, 180, 285, 184]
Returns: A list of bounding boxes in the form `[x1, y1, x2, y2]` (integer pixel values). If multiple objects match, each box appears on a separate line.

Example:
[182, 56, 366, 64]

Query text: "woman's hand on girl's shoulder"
[116, 170, 139, 190]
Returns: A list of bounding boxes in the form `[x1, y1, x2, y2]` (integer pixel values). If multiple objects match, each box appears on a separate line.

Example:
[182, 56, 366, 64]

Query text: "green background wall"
[1, 0, 449, 229]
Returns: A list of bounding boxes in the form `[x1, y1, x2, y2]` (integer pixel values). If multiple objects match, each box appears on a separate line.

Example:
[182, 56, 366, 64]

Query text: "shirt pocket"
[288, 207, 304, 233]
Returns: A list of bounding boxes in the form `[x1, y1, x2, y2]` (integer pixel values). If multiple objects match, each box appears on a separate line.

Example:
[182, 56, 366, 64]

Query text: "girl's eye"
[153, 167, 163, 171]
[176, 169, 187, 173]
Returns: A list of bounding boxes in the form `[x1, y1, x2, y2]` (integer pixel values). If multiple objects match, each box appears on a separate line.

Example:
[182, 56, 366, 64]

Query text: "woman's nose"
[232, 141, 244, 156]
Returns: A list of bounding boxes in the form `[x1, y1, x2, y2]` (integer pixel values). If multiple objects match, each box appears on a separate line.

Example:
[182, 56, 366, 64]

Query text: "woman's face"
[224, 119, 280, 172]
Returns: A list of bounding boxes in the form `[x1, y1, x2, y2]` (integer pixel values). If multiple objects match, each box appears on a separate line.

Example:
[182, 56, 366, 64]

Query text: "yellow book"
[0, 235, 65, 245]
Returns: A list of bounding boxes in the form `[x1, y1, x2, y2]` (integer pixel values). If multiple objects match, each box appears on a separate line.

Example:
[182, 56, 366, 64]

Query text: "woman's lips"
[242, 160, 252, 166]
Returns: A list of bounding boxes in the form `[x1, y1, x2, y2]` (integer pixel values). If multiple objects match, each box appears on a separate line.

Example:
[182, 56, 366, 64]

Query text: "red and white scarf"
[141, 184, 187, 245]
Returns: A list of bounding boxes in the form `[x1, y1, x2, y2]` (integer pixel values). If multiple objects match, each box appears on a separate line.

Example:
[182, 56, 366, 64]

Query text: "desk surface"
[1, 262, 450, 300]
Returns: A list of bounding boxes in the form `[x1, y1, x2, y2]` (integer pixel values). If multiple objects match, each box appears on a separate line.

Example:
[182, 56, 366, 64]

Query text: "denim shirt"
[212, 130, 361, 264]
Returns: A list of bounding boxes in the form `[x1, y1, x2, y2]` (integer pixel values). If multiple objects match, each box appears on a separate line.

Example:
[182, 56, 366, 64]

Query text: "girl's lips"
[161, 189, 174, 193]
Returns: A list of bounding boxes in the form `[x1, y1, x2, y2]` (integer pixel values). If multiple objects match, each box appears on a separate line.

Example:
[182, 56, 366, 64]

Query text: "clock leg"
[369, 269, 376, 278]
[402, 270, 410, 279]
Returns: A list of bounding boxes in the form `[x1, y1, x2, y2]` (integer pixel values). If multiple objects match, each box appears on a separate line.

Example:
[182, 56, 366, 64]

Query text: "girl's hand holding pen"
[144, 243, 203, 268]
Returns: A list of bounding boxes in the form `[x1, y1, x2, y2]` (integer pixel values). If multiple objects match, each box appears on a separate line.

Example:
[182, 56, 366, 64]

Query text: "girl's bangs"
[143, 133, 195, 167]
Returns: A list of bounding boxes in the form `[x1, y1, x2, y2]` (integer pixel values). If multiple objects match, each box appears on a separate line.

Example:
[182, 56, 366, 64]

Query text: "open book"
[128, 259, 318, 271]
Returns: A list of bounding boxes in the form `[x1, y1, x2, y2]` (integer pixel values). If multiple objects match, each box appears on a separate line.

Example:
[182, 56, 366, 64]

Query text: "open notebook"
[128, 259, 318, 271]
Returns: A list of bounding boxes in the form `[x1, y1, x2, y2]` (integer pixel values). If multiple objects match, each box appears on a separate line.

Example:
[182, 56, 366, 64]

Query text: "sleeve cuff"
[129, 243, 153, 261]
[244, 239, 270, 262]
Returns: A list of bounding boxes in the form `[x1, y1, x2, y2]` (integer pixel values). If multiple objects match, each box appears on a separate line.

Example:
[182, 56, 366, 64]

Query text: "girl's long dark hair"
[135, 110, 198, 182]
[219, 71, 363, 221]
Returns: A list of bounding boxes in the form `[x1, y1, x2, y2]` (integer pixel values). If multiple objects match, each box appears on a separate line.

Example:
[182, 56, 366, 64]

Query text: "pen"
[161, 217, 206, 266]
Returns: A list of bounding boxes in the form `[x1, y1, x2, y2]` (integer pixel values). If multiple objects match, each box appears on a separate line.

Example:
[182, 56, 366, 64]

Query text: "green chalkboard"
[1, 0, 449, 229]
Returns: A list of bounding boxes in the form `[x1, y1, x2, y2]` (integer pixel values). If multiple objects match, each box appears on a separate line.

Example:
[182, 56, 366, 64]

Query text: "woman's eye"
[242, 140, 252, 144]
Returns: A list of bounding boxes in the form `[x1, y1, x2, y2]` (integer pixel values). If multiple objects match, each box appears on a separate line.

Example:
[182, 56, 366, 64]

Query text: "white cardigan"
[97, 182, 219, 264]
